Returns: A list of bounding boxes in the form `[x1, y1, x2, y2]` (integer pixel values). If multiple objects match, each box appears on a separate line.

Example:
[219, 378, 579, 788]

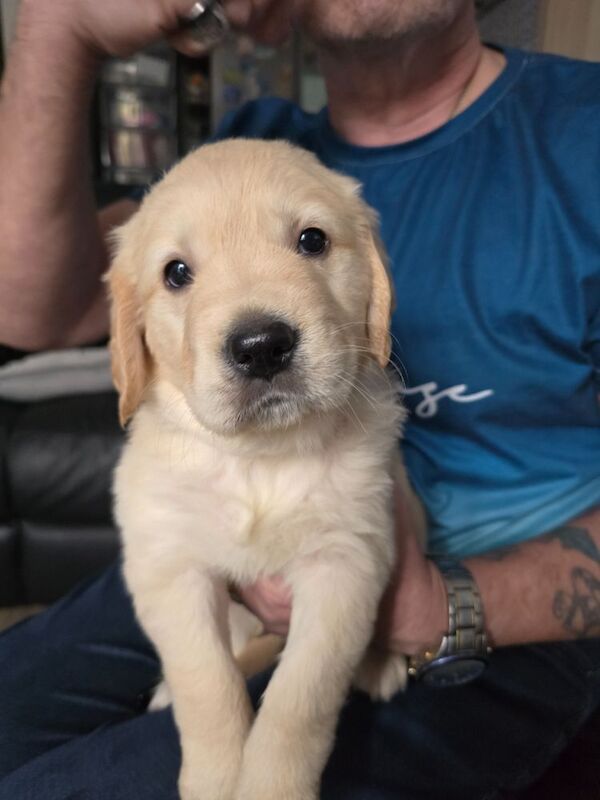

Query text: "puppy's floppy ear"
[363, 212, 394, 368]
[107, 271, 151, 427]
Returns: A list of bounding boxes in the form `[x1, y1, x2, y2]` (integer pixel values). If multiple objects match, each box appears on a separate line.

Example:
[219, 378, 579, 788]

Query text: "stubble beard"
[292, 0, 469, 52]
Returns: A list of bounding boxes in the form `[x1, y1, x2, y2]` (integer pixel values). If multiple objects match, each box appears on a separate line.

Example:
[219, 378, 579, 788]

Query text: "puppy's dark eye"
[164, 260, 193, 290]
[298, 227, 328, 256]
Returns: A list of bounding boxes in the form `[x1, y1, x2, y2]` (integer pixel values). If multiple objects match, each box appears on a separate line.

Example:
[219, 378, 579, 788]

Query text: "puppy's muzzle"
[226, 315, 298, 382]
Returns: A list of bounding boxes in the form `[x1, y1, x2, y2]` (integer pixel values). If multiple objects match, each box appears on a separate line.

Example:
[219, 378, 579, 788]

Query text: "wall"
[478, 0, 600, 60]
[479, 0, 541, 50]
[539, 0, 600, 60]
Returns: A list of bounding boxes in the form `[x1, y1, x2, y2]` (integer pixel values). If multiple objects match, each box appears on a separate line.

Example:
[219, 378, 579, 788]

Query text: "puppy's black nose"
[228, 319, 297, 381]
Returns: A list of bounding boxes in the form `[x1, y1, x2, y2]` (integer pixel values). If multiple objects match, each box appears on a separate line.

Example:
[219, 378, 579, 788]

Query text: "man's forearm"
[465, 506, 600, 648]
[0, 9, 107, 349]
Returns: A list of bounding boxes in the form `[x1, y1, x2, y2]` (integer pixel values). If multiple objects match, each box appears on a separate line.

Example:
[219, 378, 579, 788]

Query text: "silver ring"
[181, 1, 229, 49]
[186, 3, 210, 21]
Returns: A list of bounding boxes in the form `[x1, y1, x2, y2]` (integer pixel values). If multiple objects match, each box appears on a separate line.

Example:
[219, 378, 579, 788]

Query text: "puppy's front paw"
[354, 647, 408, 701]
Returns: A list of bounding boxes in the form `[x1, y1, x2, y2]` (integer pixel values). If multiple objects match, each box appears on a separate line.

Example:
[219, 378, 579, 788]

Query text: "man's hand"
[19, 0, 216, 59]
[235, 495, 600, 654]
[235, 575, 292, 637]
[223, 0, 293, 45]
[18, 0, 292, 60]
[375, 493, 448, 655]
[234, 490, 449, 656]
[1, 0, 295, 350]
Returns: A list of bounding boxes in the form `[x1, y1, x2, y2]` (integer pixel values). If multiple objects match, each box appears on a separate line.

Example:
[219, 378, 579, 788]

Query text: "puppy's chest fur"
[115, 380, 403, 584]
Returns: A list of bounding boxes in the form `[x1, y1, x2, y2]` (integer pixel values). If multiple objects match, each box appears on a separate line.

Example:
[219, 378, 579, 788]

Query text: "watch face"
[422, 658, 486, 688]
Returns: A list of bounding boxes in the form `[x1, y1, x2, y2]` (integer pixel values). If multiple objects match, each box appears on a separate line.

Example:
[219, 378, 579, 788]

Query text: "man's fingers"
[266, 575, 293, 607]
[224, 0, 292, 44]
[167, 0, 292, 55]
[236, 576, 292, 637]
[167, 28, 219, 56]
[222, 0, 253, 29]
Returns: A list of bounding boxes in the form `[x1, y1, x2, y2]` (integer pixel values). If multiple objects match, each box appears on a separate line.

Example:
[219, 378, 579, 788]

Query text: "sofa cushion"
[0, 524, 21, 605]
[8, 393, 123, 525]
[0, 399, 20, 521]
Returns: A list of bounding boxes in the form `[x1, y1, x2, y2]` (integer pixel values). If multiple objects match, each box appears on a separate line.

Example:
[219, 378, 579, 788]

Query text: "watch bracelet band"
[408, 556, 490, 677]
[436, 556, 488, 654]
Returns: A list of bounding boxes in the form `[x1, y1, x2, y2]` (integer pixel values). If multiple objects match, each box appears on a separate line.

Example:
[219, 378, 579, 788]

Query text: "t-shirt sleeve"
[212, 97, 307, 143]
[212, 107, 244, 140]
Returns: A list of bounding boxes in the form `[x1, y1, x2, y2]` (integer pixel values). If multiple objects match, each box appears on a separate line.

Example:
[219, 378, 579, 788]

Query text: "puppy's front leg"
[236, 546, 387, 800]
[125, 564, 253, 800]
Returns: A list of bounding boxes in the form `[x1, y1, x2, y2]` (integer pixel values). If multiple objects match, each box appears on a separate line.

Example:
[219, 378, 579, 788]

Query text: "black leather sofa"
[0, 392, 123, 605]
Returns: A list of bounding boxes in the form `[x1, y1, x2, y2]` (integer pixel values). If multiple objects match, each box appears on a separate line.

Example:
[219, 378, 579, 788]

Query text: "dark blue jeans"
[0, 563, 599, 800]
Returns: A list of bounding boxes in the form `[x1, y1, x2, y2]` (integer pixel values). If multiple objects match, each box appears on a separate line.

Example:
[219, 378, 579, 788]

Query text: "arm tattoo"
[479, 524, 600, 564]
[544, 525, 600, 565]
[476, 521, 600, 639]
[478, 544, 519, 561]
[549, 525, 600, 638]
[553, 567, 600, 638]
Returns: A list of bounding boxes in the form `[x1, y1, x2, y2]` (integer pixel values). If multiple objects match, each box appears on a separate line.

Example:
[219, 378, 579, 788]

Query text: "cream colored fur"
[108, 140, 423, 800]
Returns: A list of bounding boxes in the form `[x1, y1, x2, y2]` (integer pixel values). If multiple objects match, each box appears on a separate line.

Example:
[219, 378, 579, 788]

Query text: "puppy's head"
[108, 139, 392, 434]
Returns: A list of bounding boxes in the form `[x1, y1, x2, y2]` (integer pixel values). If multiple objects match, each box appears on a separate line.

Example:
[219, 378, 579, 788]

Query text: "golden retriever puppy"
[108, 139, 420, 800]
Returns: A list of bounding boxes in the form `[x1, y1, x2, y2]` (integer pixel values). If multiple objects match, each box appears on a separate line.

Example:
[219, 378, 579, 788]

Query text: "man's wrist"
[408, 557, 491, 685]
[418, 558, 449, 653]
[393, 557, 448, 657]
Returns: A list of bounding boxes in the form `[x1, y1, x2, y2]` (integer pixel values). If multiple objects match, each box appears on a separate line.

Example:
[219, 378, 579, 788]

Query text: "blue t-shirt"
[216, 47, 600, 557]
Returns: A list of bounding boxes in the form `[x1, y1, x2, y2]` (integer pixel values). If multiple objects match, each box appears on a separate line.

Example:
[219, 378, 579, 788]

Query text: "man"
[0, 1, 598, 798]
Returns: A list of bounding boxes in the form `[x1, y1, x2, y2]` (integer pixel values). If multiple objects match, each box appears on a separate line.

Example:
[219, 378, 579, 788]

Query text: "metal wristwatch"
[408, 556, 491, 687]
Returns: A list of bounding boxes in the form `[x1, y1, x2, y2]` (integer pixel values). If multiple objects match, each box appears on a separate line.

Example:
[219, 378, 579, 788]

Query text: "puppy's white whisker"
[341, 395, 368, 435]
[351, 377, 385, 406]
[385, 360, 407, 389]
[330, 371, 380, 412]
[331, 321, 409, 386]
[328, 321, 370, 335]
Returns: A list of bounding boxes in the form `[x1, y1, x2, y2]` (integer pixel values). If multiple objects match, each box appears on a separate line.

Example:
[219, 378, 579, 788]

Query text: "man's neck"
[319, 7, 506, 148]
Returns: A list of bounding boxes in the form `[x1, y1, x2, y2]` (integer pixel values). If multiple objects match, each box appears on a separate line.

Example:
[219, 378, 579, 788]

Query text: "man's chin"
[292, 0, 467, 50]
